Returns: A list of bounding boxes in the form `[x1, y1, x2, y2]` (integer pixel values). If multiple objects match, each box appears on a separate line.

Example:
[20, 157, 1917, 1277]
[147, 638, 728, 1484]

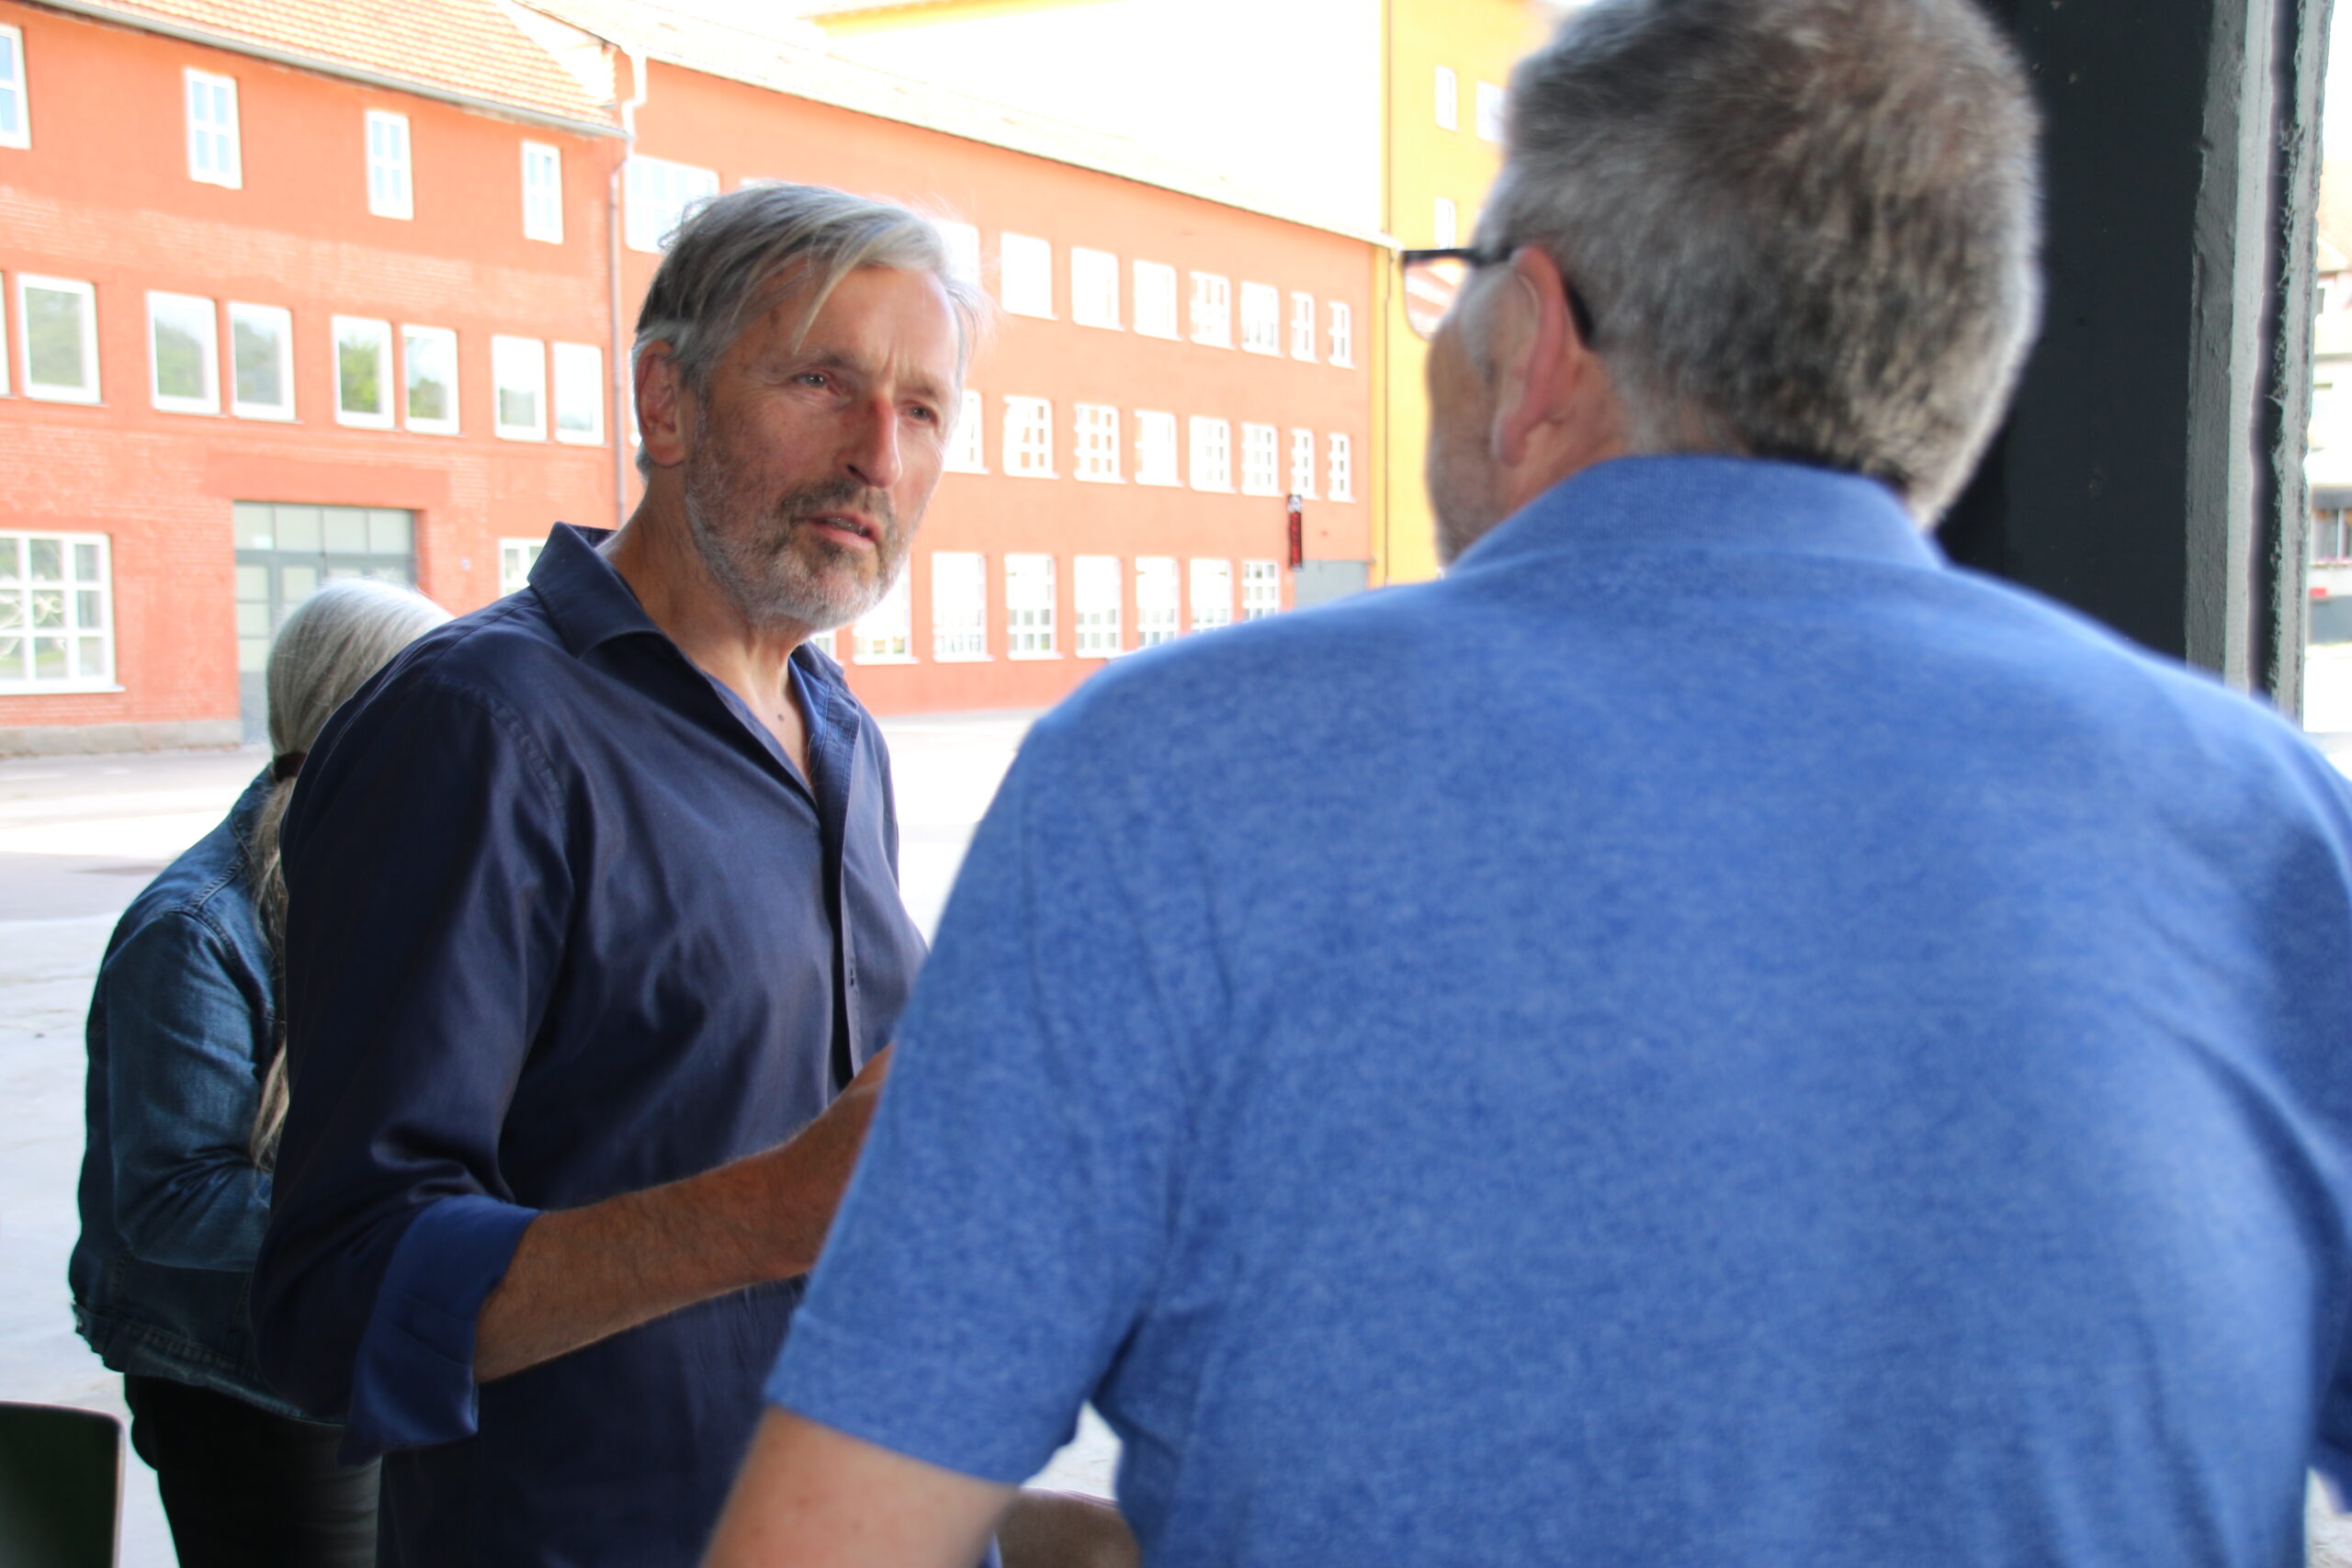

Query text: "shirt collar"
[1452, 456, 1943, 575]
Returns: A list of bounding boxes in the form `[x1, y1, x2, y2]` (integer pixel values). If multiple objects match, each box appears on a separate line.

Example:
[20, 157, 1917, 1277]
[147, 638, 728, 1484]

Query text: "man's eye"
[909, 405, 939, 424]
[797, 372, 831, 389]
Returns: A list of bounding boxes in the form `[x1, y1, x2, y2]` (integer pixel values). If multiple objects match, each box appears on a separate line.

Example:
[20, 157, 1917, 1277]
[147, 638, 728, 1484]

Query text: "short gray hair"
[1485, 0, 2041, 519]
[633, 182, 989, 474]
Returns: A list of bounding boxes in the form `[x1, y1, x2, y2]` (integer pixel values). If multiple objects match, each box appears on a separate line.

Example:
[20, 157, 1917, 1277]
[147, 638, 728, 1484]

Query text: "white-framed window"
[1136, 556, 1179, 647]
[935, 220, 981, 288]
[402, 324, 458, 434]
[1240, 422, 1282, 496]
[0, 531, 115, 692]
[492, 333, 547, 439]
[1005, 552, 1057, 657]
[1189, 416, 1232, 491]
[1134, 260, 1179, 339]
[1190, 557, 1233, 631]
[229, 302, 294, 420]
[806, 627, 837, 660]
[1003, 395, 1054, 477]
[0, 26, 31, 150]
[1001, 232, 1054, 318]
[1289, 291, 1317, 361]
[1290, 427, 1317, 499]
[1074, 402, 1122, 482]
[625, 155, 718, 253]
[365, 110, 413, 220]
[552, 342, 603, 445]
[1435, 64, 1459, 130]
[931, 551, 988, 660]
[1074, 554, 1121, 659]
[1242, 559, 1280, 620]
[853, 571, 913, 662]
[1329, 300, 1354, 366]
[1433, 197, 1458, 249]
[1239, 282, 1281, 355]
[522, 141, 563, 243]
[1476, 81, 1508, 142]
[498, 536, 543, 595]
[186, 69, 239, 187]
[332, 315, 394, 428]
[147, 291, 219, 414]
[1190, 272, 1232, 346]
[1328, 432, 1354, 501]
[1070, 245, 1120, 330]
[944, 388, 986, 473]
[21, 274, 96, 403]
[1135, 410, 1180, 486]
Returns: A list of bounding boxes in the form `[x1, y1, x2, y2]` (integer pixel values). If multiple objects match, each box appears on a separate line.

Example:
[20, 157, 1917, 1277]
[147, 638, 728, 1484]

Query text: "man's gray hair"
[1484, 0, 2041, 519]
[633, 182, 989, 474]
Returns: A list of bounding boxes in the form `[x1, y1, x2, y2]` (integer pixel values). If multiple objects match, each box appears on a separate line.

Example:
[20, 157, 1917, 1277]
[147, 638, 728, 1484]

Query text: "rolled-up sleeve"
[252, 670, 571, 1456]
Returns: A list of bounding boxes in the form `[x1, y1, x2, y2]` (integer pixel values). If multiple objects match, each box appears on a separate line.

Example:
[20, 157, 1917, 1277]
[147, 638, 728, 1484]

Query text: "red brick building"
[0, 0, 1378, 751]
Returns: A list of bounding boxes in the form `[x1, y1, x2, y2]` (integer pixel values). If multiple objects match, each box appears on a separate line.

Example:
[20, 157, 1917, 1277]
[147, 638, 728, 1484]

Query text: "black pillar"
[1942, 0, 2332, 716]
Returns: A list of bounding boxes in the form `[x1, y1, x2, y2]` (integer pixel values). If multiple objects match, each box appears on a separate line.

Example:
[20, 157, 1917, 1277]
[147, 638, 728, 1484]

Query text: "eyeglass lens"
[1403, 256, 1472, 341]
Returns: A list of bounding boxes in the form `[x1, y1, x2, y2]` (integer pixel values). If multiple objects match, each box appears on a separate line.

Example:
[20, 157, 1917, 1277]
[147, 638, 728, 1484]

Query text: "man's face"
[681, 265, 962, 634]
[1424, 270, 1509, 568]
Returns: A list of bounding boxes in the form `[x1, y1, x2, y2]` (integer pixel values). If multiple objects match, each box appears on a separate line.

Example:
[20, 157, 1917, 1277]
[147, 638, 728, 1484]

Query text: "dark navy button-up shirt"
[253, 524, 927, 1568]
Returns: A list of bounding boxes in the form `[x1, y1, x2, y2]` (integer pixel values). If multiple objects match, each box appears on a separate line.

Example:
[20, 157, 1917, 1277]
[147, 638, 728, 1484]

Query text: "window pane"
[368, 509, 413, 555]
[337, 322, 386, 416]
[152, 297, 212, 401]
[26, 287, 85, 389]
[232, 308, 288, 411]
[30, 587, 61, 626]
[33, 635, 63, 679]
[276, 505, 322, 551]
[73, 542, 98, 581]
[322, 507, 368, 554]
[28, 538, 61, 580]
[77, 636, 107, 679]
[405, 328, 456, 425]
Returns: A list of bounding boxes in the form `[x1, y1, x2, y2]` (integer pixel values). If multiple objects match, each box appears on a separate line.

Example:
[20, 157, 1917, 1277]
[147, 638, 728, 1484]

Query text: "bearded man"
[251, 186, 1010, 1568]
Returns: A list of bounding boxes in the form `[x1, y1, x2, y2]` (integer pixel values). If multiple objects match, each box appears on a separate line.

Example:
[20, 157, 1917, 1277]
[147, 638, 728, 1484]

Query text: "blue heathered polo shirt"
[770, 457, 2352, 1566]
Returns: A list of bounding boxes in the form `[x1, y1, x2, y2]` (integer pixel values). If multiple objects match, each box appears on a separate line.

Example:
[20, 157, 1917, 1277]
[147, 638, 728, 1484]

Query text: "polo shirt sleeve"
[251, 671, 568, 1454]
[765, 705, 1204, 1483]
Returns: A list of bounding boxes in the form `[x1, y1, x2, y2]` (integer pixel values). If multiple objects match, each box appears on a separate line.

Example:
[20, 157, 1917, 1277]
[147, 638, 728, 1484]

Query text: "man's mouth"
[802, 513, 879, 548]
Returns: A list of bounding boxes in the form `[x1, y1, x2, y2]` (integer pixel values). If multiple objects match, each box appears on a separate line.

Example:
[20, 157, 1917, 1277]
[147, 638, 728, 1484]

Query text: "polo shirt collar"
[1454, 456, 1942, 574]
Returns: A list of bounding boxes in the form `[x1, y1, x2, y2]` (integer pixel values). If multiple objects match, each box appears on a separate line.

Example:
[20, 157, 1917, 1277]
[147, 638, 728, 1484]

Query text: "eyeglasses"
[1397, 244, 1598, 345]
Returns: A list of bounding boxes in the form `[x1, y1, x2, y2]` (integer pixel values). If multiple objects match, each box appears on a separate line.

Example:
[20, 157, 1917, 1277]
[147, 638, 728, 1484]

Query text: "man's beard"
[681, 421, 910, 635]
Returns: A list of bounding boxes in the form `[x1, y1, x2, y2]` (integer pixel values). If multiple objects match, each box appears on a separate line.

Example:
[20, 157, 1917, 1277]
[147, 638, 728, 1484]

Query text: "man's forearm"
[474, 1048, 889, 1383]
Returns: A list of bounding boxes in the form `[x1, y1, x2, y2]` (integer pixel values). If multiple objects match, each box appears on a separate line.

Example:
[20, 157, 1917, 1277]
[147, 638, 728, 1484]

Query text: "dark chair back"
[0, 1403, 120, 1568]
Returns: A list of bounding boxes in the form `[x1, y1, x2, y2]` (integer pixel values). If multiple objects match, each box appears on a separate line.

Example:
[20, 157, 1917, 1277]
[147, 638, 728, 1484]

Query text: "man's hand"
[473, 1046, 896, 1383]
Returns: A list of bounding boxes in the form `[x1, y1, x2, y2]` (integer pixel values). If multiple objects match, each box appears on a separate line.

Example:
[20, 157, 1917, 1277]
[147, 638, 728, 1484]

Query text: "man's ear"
[636, 345, 693, 470]
[1489, 246, 1574, 468]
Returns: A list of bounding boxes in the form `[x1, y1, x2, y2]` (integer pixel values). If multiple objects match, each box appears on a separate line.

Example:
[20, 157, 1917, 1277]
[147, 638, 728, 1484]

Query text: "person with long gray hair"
[71, 578, 446, 1568]
[710, 2, 2352, 1564]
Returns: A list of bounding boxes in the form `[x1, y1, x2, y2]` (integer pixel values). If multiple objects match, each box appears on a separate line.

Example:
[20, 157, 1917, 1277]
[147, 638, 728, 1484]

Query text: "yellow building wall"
[1374, 0, 1553, 585]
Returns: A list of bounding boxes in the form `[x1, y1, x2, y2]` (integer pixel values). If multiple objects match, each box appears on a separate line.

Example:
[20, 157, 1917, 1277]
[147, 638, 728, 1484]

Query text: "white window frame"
[1133, 260, 1179, 339]
[1189, 416, 1232, 492]
[930, 550, 989, 660]
[521, 141, 563, 244]
[146, 290, 219, 415]
[1290, 427, 1317, 500]
[492, 333, 548, 440]
[1000, 232, 1055, 319]
[1135, 410, 1180, 487]
[1135, 556, 1180, 648]
[1190, 557, 1233, 632]
[1070, 245, 1121, 330]
[1433, 197, 1458, 249]
[936, 220, 981, 289]
[1289, 291, 1317, 361]
[552, 341, 604, 446]
[227, 301, 294, 421]
[1242, 559, 1281, 621]
[401, 323, 459, 435]
[1073, 554, 1122, 660]
[365, 109, 413, 220]
[1003, 395, 1054, 478]
[852, 570, 914, 663]
[806, 627, 838, 660]
[1435, 64, 1460, 131]
[331, 315, 394, 429]
[1239, 281, 1281, 355]
[1074, 402, 1122, 483]
[1329, 300, 1354, 367]
[0, 25, 31, 151]
[185, 68, 240, 188]
[0, 530, 118, 694]
[20, 274, 98, 404]
[1190, 272, 1232, 347]
[1476, 81, 1508, 143]
[945, 388, 986, 473]
[1239, 422, 1282, 497]
[625, 154, 718, 253]
[1004, 552, 1058, 659]
[1329, 432, 1355, 502]
[498, 536, 543, 595]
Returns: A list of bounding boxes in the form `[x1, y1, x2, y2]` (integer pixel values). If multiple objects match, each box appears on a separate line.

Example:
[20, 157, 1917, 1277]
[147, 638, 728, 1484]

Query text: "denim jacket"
[70, 770, 312, 1417]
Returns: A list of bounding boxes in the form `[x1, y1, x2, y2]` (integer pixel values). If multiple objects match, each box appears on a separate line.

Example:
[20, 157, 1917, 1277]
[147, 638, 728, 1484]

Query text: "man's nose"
[842, 396, 903, 492]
